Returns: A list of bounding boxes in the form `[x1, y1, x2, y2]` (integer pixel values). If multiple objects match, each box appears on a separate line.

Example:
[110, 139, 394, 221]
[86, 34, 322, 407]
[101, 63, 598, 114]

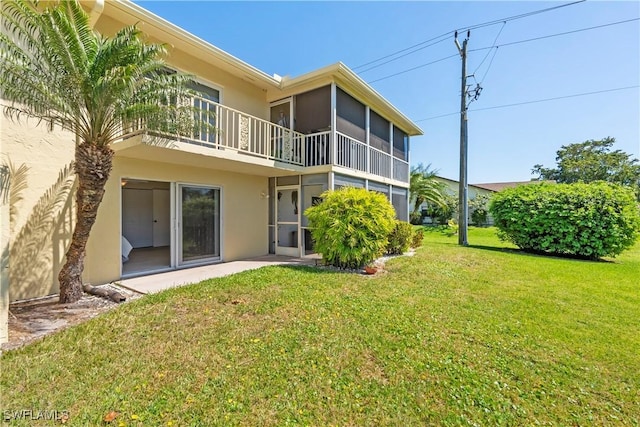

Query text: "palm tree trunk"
[58, 142, 113, 303]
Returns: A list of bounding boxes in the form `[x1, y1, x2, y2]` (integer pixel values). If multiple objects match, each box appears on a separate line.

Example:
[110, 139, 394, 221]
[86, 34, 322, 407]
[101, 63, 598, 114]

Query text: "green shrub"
[470, 195, 490, 226]
[490, 182, 640, 259]
[432, 194, 458, 225]
[409, 210, 423, 225]
[387, 220, 414, 254]
[411, 228, 424, 248]
[305, 187, 396, 269]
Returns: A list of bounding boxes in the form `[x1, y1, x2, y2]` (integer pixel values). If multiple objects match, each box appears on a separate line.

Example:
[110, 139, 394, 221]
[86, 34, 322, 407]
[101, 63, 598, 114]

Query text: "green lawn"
[2, 227, 639, 426]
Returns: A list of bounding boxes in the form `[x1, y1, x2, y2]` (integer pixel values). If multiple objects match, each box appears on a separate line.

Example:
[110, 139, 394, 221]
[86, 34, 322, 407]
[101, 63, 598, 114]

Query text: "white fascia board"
[110, 1, 280, 90]
[283, 63, 424, 137]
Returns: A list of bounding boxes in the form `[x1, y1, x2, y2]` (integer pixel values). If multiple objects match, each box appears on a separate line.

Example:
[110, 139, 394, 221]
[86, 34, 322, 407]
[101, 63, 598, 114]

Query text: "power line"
[368, 17, 639, 85]
[472, 22, 506, 77]
[353, 33, 452, 72]
[479, 47, 499, 84]
[469, 17, 640, 52]
[352, 0, 585, 72]
[414, 85, 640, 122]
[367, 54, 459, 84]
[356, 36, 450, 74]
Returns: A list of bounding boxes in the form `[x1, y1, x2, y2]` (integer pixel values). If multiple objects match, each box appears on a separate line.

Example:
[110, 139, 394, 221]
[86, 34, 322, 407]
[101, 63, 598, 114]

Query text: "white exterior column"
[330, 82, 337, 166]
[389, 122, 394, 180]
[365, 106, 370, 175]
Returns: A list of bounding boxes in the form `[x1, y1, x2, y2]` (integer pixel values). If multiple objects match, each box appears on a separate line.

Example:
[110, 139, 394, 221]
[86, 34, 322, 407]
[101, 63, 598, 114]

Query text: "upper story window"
[336, 88, 365, 142]
[188, 80, 220, 103]
[294, 86, 330, 134]
[370, 110, 390, 153]
[393, 126, 408, 161]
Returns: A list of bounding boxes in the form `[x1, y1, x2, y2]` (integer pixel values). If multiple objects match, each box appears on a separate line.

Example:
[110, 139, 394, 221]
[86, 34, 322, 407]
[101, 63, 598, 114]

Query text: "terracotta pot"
[364, 266, 377, 275]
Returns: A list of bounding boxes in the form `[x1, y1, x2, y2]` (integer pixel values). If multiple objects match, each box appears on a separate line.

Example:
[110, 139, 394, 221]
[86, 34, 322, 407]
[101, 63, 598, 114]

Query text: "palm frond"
[2, 0, 211, 148]
[410, 163, 446, 212]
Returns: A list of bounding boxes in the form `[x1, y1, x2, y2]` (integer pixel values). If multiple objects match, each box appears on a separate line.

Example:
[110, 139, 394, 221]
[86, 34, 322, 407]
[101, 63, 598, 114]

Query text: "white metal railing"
[369, 146, 392, 179]
[305, 131, 331, 166]
[119, 97, 409, 182]
[121, 96, 305, 166]
[335, 132, 367, 173]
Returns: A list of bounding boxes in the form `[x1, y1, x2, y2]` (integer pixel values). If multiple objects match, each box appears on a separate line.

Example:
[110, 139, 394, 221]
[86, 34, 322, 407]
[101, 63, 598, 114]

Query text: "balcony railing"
[121, 98, 409, 182]
[123, 96, 305, 166]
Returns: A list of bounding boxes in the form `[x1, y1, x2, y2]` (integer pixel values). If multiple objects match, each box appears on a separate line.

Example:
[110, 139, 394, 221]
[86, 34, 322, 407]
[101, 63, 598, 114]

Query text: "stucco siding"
[83, 157, 269, 286]
[1, 116, 76, 301]
[94, 13, 270, 121]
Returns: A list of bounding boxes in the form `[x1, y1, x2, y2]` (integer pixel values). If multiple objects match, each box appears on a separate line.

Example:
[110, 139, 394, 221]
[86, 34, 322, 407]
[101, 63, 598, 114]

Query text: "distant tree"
[409, 164, 446, 224]
[429, 194, 458, 225]
[532, 137, 640, 198]
[469, 194, 490, 227]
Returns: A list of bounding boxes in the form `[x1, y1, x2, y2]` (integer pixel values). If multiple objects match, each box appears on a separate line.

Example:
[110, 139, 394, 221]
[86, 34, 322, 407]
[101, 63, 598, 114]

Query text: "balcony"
[119, 97, 409, 183]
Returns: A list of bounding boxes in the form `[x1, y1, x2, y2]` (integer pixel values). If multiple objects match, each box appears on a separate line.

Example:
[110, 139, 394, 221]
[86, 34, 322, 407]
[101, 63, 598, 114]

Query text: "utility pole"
[455, 31, 469, 246]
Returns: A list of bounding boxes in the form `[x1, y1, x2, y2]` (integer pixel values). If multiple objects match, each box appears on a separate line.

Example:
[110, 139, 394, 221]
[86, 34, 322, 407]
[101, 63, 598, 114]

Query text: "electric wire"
[459, 0, 584, 32]
[479, 47, 499, 84]
[472, 22, 506, 78]
[469, 17, 640, 52]
[414, 85, 640, 122]
[356, 36, 450, 74]
[367, 54, 459, 84]
[352, 0, 585, 72]
[368, 17, 638, 85]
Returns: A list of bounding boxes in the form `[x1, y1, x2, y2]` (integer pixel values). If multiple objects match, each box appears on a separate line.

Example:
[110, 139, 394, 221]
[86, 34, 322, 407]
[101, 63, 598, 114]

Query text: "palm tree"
[409, 163, 446, 222]
[0, 0, 207, 302]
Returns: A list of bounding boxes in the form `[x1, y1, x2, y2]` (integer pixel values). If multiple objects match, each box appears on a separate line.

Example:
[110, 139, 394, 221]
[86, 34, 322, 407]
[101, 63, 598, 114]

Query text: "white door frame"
[270, 97, 294, 130]
[275, 184, 301, 257]
[176, 182, 222, 266]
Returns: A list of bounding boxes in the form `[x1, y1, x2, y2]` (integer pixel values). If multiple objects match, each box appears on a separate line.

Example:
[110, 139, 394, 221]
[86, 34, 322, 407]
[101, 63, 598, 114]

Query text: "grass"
[2, 227, 639, 426]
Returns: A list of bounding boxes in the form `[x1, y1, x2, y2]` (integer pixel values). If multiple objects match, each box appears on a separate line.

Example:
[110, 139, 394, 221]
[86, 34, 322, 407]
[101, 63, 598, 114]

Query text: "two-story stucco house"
[0, 0, 422, 342]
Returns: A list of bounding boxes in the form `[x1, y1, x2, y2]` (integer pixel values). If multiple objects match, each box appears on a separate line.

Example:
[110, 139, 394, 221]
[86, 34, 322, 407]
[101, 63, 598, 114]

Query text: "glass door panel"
[276, 186, 300, 256]
[179, 185, 220, 264]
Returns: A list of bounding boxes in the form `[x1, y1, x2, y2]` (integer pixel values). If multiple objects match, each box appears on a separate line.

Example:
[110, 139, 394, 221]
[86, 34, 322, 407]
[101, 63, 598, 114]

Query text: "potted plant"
[364, 265, 378, 275]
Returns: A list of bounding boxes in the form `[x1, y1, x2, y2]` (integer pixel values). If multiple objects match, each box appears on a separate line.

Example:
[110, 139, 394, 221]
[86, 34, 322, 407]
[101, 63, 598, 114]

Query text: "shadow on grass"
[277, 264, 370, 275]
[468, 244, 614, 263]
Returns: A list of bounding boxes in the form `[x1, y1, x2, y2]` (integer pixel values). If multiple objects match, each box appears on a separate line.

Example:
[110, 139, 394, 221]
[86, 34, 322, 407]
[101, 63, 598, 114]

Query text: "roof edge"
[282, 62, 423, 136]
[113, 1, 281, 88]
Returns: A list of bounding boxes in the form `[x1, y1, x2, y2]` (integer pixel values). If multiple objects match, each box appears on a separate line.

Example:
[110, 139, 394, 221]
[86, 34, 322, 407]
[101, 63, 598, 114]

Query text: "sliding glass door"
[178, 185, 221, 264]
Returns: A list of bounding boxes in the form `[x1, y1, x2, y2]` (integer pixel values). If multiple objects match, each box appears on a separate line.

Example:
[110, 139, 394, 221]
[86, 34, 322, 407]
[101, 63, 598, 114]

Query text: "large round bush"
[489, 182, 640, 259]
[305, 187, 396, 269]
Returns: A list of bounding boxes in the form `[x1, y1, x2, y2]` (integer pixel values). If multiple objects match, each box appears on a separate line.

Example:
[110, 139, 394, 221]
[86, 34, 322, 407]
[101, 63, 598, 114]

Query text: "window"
[336, 88, 366, 142]
[393, 126, 408, 161]
[295, 86, 330, 134]
[370, 110, 390, 152]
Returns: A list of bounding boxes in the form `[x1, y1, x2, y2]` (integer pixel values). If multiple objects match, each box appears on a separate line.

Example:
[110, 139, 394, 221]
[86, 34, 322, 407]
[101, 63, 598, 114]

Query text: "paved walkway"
[118, 255, 319, 295]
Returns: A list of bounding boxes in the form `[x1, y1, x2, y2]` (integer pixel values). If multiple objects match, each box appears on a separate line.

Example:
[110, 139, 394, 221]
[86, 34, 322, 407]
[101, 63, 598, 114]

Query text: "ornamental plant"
[387, 220, 414, 255]
[411, 228, 424, 248]
[305, 187, 396, 269]
[490, 182, 640, 259]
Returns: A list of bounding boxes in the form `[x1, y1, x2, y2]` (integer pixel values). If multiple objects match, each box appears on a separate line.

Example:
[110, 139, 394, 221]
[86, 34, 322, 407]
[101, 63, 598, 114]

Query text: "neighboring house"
[0, 0, 422, 341]
[418, 176, 545, 226]
[434, 176, 496, 201]
[472, 180, 553, 192]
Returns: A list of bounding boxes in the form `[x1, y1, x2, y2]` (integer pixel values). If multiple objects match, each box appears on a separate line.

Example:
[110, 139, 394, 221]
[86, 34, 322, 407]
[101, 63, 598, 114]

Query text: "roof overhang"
[101, 2, 423, 136]
[102, 1, 281, 91]
[279, 63, 423, 136]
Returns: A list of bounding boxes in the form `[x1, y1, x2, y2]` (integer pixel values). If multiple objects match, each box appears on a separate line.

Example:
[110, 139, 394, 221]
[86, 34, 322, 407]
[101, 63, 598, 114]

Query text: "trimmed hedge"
[305, 187, 396, 269]
[412, 228, 424, 248]
[387, 220, 414, 255]
[490, 182, 640, 259]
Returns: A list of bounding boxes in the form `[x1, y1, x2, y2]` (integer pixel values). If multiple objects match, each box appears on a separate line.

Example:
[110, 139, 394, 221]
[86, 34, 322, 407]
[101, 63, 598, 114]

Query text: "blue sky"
[135, 1, 639, 184]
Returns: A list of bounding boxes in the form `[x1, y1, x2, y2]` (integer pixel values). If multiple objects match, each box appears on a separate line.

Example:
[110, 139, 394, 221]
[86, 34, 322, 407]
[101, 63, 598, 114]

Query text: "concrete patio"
[118, 254, 319, 294]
